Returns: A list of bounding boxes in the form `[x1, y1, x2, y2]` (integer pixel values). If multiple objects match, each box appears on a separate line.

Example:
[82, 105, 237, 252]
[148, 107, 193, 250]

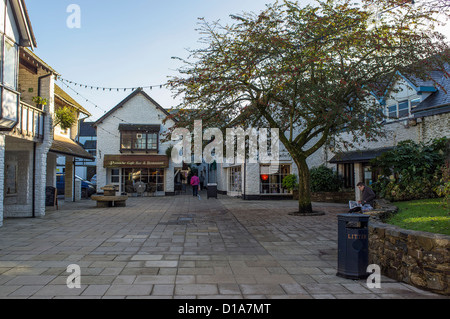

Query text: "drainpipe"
[75, 114, 90, 201]
[243, 161, 246, 200]
[32, 142, 36, 218]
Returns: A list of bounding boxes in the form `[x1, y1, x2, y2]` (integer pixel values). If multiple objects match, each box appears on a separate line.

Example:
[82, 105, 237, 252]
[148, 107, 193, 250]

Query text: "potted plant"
[282, 174, 299, 200]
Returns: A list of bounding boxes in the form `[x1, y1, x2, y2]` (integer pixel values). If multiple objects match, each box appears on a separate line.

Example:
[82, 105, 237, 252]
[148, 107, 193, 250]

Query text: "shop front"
[103, 155, 170, 196]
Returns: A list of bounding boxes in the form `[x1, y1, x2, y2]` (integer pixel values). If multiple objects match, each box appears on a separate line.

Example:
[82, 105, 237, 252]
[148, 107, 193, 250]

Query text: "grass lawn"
[388, 198, 450, 236]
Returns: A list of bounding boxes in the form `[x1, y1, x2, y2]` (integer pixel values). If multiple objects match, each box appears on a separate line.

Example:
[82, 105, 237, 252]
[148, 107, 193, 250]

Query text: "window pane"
[388, 105, 397, 119]
[398, 100, 409, 118]
[134, 133, 146, 149]
[121, 132, 133, 149]
[4, 41, 17, 89]
[260, 165, 290, 194]
[2, 88, 18, 120]
[147, 133, 158, 150]
[229, 167, 242, 193]
[411, 98, 421, 108]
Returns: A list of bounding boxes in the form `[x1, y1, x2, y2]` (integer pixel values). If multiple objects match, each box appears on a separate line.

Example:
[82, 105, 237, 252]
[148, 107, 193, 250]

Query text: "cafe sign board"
[104, 155, 169, 168]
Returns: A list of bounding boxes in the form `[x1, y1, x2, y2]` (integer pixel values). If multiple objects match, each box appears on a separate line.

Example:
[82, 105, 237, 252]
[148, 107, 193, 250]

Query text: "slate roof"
[83, 140, 97, 150]
[329, 147, 394, 164]
[50, 135, 94, 160]
[410, 64, 450, 117]
[79, 122, 96, 137]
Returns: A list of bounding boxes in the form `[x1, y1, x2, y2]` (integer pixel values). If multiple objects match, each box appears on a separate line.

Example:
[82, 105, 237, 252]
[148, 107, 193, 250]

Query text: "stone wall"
[367, 203, 450, 295]
[311, 191, 355, 204]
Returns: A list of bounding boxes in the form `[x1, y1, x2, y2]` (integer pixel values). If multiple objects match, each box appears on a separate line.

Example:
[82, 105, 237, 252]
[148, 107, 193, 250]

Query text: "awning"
[104, 155, 169, 168]
[329, 147, 393, 164]
[50, 135, 94, 160]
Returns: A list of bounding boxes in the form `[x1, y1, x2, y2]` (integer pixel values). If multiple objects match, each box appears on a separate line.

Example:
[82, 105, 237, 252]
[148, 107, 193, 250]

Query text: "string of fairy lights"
[58, 77, 169, 93]
[56, 76, 172, 140]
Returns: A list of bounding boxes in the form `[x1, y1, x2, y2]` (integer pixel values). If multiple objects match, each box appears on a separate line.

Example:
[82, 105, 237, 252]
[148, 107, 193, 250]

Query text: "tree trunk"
[295, 157, 314, 215]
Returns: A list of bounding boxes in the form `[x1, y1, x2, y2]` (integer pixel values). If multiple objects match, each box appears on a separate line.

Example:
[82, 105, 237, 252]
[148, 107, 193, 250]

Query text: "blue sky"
[26, 0, 278, 120]
[26, 1, 450, 121]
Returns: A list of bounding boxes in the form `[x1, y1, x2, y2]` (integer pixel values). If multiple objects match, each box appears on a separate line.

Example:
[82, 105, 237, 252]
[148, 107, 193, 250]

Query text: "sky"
[25, 0, 450, 122]
[25, 0, 281, 121]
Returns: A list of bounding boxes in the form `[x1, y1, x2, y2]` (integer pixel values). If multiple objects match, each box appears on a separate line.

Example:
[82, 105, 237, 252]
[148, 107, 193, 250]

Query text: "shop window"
[260, 164, 290, 194]
[122, 168, 165, 194]
[228, 166, 242, 193]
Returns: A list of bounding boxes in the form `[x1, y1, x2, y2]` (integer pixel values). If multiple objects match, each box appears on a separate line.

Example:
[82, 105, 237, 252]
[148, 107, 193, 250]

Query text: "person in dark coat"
[357, 182, 376, 207]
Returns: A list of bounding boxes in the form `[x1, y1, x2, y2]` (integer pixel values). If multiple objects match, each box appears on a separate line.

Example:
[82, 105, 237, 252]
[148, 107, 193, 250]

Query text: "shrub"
[434, 161, 450, 212]
[282, 174, 298, 191]
[371, 138, 449, 202]
[310, 165, 342, 192]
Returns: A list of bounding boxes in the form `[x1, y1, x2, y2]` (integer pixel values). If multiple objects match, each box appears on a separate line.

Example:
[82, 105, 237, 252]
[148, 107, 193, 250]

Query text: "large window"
[121, 131, 159, 152]
[228, 166, 242, 193]
[122, 168, 165, 193]
[3, 39, 17, 89]
[260, 164, 291, 194]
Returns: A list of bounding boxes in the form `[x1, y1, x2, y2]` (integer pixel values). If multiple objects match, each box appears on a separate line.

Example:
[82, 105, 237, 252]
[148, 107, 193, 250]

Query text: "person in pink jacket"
[190, 173, 200, 197]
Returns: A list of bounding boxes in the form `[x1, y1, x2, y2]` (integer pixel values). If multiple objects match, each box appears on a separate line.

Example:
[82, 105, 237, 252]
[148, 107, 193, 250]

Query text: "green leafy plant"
[165, 145, 174, 159]
[54, 107, 76, 130]
[32, 96, 48, 108]
[434, 161, 450, 213]
[310, 165, 342, 192]
[282, 174, 299, 191]
[371, 138, 449, 202]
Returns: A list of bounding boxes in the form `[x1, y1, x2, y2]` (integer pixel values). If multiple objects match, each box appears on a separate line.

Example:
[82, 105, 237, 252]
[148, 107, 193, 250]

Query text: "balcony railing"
[11, 101, 45, 142]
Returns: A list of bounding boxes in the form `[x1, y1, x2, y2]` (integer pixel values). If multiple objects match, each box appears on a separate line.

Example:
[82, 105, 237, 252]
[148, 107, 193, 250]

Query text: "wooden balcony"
[10, 101, 45, 142]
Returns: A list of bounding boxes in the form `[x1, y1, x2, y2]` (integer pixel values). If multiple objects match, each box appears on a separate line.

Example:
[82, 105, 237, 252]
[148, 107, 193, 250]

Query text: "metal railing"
[15, 101, 45, 141]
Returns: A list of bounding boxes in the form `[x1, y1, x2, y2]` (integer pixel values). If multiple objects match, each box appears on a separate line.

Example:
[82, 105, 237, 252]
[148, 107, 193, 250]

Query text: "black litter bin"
[207, 183, 218, 199]
[336, 213, 370, 280]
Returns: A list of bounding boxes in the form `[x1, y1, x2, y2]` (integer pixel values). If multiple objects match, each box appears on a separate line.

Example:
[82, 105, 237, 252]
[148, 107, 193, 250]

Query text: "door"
[109, 168, 121, 195]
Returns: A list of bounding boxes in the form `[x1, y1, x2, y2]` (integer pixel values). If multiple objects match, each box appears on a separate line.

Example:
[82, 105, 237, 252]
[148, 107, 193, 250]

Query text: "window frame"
[2, 36, 18, 90]
[260, 164, 291, 194]
[120, 130, 159, 153]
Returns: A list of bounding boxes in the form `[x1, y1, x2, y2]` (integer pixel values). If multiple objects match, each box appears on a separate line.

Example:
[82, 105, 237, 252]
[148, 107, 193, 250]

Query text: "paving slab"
[0, 194, 447, 300]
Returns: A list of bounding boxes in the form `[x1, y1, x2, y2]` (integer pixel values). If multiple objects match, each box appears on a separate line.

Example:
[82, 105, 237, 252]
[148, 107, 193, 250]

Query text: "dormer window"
[386, 98, 421, 120]
[119, 124, 160, 153]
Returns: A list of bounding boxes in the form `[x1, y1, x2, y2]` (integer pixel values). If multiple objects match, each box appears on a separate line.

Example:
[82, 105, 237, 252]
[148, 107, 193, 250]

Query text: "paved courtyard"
[0, 193, 446, 299]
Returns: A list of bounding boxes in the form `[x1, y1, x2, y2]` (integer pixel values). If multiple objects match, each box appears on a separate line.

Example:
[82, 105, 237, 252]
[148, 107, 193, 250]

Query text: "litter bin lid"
[207, 183, 217, 186]
[337, 213, 370, 222]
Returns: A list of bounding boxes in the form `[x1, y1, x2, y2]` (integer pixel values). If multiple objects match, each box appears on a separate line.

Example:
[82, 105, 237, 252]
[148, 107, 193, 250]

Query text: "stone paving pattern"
[0, 193, 447, 299]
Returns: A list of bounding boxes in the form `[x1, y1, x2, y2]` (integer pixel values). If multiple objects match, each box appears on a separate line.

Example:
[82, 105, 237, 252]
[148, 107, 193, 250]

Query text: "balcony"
[10, 101, 45, 142]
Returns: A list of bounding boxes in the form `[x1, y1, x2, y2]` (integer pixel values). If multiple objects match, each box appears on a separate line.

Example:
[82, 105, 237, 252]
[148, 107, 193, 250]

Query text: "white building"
[0, 0, 46, 226]
[213, 136, 327, 200]
[329, 68, 450, 201]
[94, 88, 177, 196]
